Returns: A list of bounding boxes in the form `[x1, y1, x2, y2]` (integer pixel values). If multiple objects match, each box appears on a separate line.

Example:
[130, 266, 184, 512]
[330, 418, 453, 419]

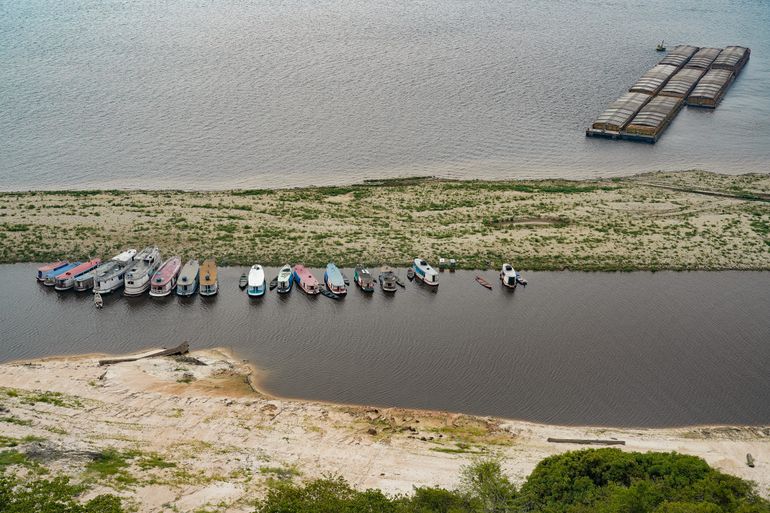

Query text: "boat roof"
[113, 249, 137, 262]
[325, 264, 344, 284]
[46, 262, 79, 277]
[57, 259, 101, 279]
[294, 265, 318, 284]
[38, 260, 68, 272]
[153, 257, 182, 282]
[200, 259, 217, 285]
[179, 260, 200, 281]
[248, 265, 265, 285]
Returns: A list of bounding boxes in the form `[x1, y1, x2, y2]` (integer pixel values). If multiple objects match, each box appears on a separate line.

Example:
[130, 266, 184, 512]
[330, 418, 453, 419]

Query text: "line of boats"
[36, 247, 218, 298]
[36, 251, 527, 302]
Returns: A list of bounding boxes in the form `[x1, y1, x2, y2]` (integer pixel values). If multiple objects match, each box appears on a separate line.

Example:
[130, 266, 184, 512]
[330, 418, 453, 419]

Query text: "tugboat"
[656, 40, 666, 52]
[354, 265, 375, 292]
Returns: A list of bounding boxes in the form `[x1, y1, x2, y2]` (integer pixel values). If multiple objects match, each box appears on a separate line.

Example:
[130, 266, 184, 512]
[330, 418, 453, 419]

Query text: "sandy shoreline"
[1, 348, 767, 512]
[1, 170, 769, 271]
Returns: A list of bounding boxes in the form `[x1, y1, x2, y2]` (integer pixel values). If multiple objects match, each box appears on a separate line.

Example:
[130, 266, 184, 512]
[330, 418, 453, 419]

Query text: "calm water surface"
[1, 264, 768, 427]
[1, 0, 769, 190]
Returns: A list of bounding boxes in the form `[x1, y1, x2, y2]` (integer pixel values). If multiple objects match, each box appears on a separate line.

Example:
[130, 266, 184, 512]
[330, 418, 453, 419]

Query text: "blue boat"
[324, 263, 347, 296]
[412, 258, 439, 287]
[42, 262, 80, 286]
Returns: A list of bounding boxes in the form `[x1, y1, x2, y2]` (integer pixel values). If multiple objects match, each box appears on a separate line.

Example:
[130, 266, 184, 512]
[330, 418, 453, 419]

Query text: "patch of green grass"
[137, 452, 176, 470]
[0, 415, 33, 426]
[0, 449, 29, 468]
[260, 464, 300, 481]
[21, 391, 83, 408]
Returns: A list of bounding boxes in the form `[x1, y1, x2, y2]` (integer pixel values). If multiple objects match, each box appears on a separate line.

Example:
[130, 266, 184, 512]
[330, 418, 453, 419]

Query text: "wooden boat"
[124, 247, 162, 296]
[500, 263, 518, 289]
[324, 263, 347, 296]
[94, 292, 103, 309]
[149, 256, 182, 297]
[276, 265, 293, 293]
[176, 259, 200, 296]
[269, 277, 278, 291]
[293, 265, 320, 295]
[199, 259, 218, 296]
[36, 260, 69, 281]
[54, 259, 101, 291]
[475, 275, 492, 290]
[656, 41, 666, 52]
[412, 258, 438, 286]
[320, 286, 341, 300]
[247, 264, 267, 297]
[379, 266, 398, 292]
[353, 265, 375, 292]
[238, 273, 248, 289]
[43, 262, 79, 286]
[406, 268, 415, 281]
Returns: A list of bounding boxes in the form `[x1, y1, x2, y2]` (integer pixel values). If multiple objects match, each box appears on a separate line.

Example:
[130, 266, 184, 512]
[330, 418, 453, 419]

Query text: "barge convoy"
[587, 44, 750, 143]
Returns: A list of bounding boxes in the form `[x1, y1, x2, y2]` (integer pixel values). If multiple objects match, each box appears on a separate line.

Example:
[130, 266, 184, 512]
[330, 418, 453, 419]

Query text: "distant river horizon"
[1, 264, 769, 428]
[1, 0, 769, 191]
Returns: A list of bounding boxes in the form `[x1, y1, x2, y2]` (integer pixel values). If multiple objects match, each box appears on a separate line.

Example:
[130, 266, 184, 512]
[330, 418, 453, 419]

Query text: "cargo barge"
[657, 45, 699, 69]
[658, 67, 705, 98]
[621, 96, 684, 143]
[686, 68, 735, 108]
[585, 92, 652, 139]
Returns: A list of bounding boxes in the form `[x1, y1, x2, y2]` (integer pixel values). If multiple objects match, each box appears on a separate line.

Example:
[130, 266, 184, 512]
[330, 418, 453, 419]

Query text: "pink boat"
[53, 259, 101, 291]
[36, 260, 69, 281]
[149, 256, 182, 297]
[292, 264, 320, 295]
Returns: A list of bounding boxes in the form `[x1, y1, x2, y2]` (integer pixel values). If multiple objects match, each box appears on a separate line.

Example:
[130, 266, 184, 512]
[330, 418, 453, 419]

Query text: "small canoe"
[395, 276, 406, 288]
[238, 273, 248, 289]
[475, 275, 493, 290]
[94, 292, 103, 309]
[320, 286, 340, 300]
[269, 277, 278, 291]
[406, 268, 415, 280]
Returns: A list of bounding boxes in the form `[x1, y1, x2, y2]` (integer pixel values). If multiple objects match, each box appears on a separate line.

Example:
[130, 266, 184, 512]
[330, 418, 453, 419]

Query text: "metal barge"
[657, 44, 699, 68]
[684, 47, 721, 70]
[686, 68, 735, 108]
[658, 67, 705, 98]
[712, 46, 751, 74]
[585, 92, 652, 139]
[628, 64, 678, 95]
[621, 96, 684, 143]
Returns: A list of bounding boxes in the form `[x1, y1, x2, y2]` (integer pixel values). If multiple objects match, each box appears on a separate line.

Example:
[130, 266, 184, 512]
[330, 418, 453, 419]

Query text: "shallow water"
[1, 0, 769, 190]
[1, 264, 768, 427]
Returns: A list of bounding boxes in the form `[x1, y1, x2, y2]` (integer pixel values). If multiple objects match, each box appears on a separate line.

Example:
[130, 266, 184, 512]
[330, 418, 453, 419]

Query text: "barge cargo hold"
[585, 92, 652, 139]
[712, 46, 751, 74]
[628, 64, 678, 95]
[621, 96, 684, 143]
[684, 47, 722, 70]
[658, 67, 706, 98]
[687, 68, 735, 108]
[658, 45, 699, 68]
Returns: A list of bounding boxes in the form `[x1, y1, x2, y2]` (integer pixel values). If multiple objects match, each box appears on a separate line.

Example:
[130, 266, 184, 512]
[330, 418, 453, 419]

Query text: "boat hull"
[247, 282, 266, 297]
[124, 277, 152, 296]
[200, 283, 218, 296]
[94, 273, 126, 294]
[73, 275, 95, 292]
[150, 282, 176, 297]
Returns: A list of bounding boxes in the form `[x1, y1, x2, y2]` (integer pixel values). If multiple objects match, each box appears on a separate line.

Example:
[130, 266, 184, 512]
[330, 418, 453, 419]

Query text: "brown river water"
[1, 264, 768, 427]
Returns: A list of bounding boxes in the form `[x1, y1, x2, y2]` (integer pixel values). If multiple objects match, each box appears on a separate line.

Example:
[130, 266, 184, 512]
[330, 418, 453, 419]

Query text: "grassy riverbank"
[1, 170, 768, 270]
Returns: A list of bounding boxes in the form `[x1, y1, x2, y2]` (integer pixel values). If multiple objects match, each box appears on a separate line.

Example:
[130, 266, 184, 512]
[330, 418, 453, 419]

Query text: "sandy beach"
[1, 348, 767, 512]
[1, 170, 769, 271]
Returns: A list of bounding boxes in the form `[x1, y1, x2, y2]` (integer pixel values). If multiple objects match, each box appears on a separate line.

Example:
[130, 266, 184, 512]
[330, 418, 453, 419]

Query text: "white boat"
[276, 264, 293, 293]
[176, 259, 200, 296]
[500, 263, 518, 289]
[92, 249, 137, 294]
[123, 247, 162, 296]
[247, 265, 266, 297]
[412, 258, 438, 286]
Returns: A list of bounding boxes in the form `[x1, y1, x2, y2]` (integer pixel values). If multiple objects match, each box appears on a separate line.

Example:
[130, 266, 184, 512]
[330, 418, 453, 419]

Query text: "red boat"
[149, 256, 182, 297]
[53, 259, 101, 291]
[292, 264, 320, 295]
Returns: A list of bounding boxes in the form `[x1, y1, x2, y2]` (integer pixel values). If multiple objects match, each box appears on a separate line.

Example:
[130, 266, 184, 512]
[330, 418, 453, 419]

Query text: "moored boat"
[379, 266, 398, 292]
[500, 263, 518, 289]
[149, 256, 182, 297]
[42, 262, 79, 286]
[94, 292, 103, 309]
[124, 247, 162, 296]
[353, 265, 375, 292]
[293, 265, 320, 295]
[238, 273, 248, 289]
[73, 270, 97, 292]
[412, 258, 439, 286]
[276, 265, 293, 293]
[475, 275, 493, 290]
[324, 263, 347, 296]
[199, 259, 218, 296]
[247, 264, 266, 297]
[92, 249, 137, 294]
[37, 261, 69, 281]
[176, 259, 200, 296]
[54, 259, 101, 291]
